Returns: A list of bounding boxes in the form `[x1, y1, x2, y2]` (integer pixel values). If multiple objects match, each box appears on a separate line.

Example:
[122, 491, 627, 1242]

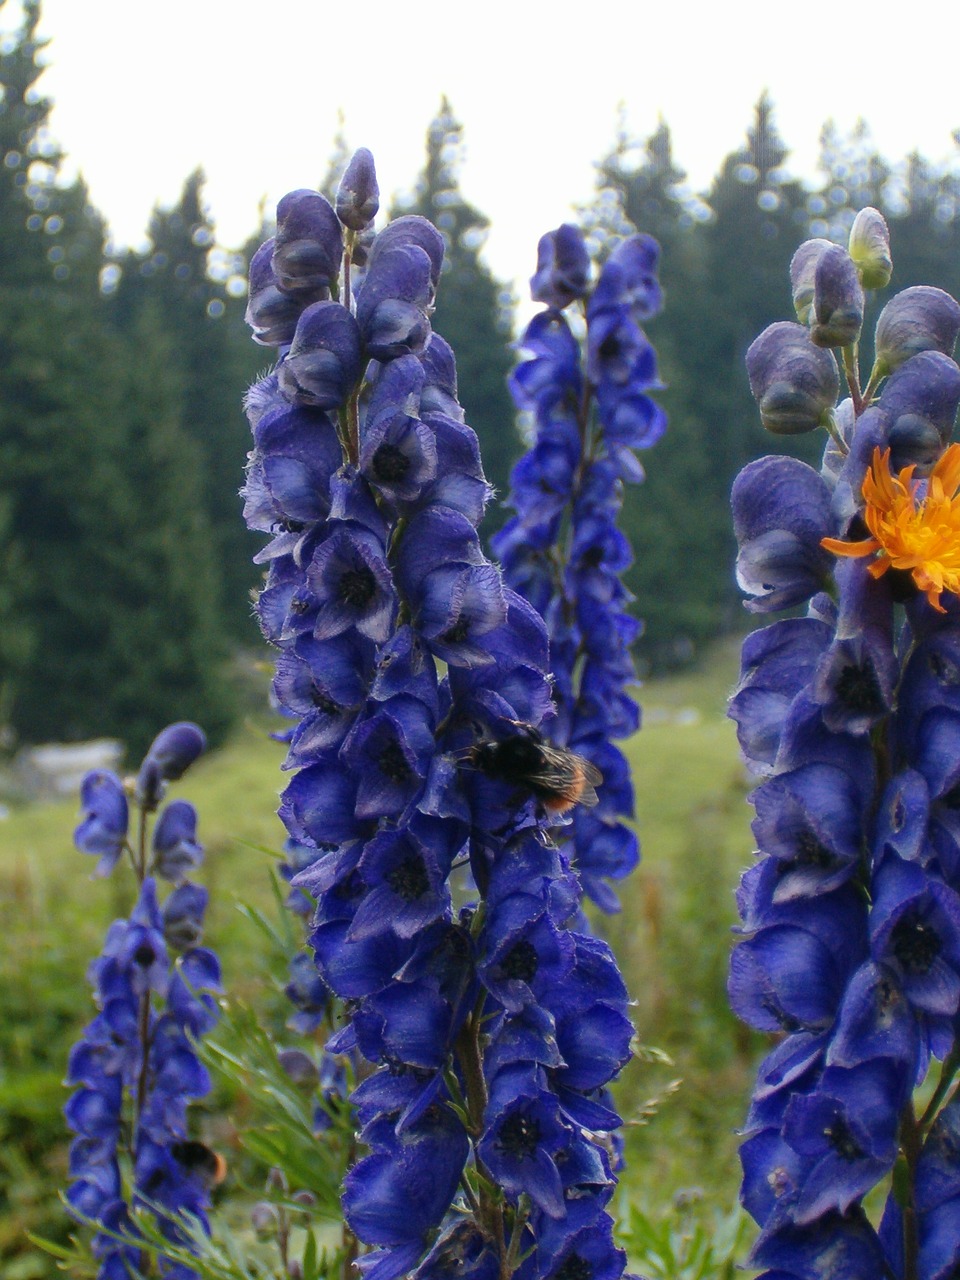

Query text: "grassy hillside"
[0, 644, 762, 1277]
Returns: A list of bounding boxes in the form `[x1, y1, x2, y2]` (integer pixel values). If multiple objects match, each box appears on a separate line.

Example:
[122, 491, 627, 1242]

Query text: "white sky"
[7, 0, 960, 293]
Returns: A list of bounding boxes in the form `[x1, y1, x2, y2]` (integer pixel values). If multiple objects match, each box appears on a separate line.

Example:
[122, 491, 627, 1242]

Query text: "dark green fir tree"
[109, 169, 263, 642]
[0, 2, 236, 755]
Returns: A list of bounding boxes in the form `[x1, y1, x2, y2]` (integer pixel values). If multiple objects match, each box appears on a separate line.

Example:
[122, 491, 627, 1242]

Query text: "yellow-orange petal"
[820, 535, 880, 559]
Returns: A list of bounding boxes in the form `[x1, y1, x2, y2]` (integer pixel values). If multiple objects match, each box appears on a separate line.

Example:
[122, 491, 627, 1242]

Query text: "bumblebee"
[169, 1140, 227, 1190]
[469, 722, 602, 814]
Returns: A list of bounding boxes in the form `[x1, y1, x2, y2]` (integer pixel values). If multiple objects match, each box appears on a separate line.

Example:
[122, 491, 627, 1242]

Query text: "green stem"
[821, 409, 849, 456]
[920, 1049, 960, 1130]
[454, 992, 508, 1274]
[899, 1102, 921, 1280]
[841, 344, 864, 416]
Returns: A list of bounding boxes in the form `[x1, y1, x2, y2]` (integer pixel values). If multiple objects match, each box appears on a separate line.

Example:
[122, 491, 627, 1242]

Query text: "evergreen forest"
[4, 0, 960, 758]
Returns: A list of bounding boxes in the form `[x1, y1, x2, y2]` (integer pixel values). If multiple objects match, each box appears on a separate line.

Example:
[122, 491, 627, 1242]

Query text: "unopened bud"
[790, 238, 833, 325]
[848, 207, 892, 290]
[746, 322, 839, 434]
[336, 148, 379, 231]
[874, 286, 960, 375]
[251, 1201, 279, 1236]
[273, 190, 343, 294]
[277, 1048, 320, 1087]
[811, 245, 864, 349]
[530, 224, 589, 309]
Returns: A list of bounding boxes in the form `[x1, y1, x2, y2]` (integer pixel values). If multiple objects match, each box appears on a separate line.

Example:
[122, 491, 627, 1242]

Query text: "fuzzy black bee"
[169, 1140, 227, 1190]
[468, 722, 602, 814]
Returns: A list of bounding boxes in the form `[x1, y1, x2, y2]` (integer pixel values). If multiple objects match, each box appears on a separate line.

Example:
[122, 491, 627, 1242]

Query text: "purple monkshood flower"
[729, 213, 960, 1275]
[75, 771, 129, 876]
[67, 725, 219, 1280]
[494, 225, 664, 910]
[243, 170, 639, 1280]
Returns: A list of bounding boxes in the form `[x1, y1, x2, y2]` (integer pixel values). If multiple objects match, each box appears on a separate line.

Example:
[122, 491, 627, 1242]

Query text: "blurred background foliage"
[5, 5, 960, 757]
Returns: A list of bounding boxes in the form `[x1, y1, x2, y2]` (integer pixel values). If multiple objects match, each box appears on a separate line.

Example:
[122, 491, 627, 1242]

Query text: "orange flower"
[822, 444, 960, 612]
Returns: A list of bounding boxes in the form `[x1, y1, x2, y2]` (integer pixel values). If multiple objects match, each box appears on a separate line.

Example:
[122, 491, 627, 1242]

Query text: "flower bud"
[848, 207, 892, 290]
[356, 243, 435, 361]
[878, 350, 960, 450]
[530, 224, 589, 309]
[152, 799, 204, 882]
[250, 1201, 279, 1236]
[790, 238, 833, 325]
[336, 148, 380, 231]
[874, 286, 960, 376]
[811, 245, 864, 349]
[272, 190, 343, 294]
[162, 881, 207, 949]
[278, 300, 363, 409]
[746, 322, 839, 434]
[245, 240, 307, 347]
[136, 722, 206, 808]
[367, 215, 445, 292]
[594, 233, 661, 321]
[277, 1048, 320, 1087]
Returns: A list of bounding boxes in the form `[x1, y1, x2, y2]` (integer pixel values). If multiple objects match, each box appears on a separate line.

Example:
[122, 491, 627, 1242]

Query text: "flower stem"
[899, 1101, 921, 1280]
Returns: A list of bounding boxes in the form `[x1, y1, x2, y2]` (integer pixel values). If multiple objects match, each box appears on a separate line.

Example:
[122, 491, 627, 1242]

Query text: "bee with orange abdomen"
[468, 722, 602, 814]
[169, 1140, 228, 1191]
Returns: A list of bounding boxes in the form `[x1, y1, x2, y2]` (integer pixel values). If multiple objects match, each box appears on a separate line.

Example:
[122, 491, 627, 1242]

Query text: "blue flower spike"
[729, 211, 960, 1278]
[241, 161, 644, 1280]
[67, 722, 220, 1280]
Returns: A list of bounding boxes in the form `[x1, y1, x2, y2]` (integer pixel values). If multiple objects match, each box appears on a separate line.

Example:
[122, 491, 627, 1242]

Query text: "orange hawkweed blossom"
[822, 444, 960, 612]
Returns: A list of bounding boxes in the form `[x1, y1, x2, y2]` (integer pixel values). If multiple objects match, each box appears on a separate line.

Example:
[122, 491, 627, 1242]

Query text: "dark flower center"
[278, 518, 305, 533]
[554, 1254, 592, 1280]
[892, 915, 941, 975]
[372, 442, 411, 483]
[929, 649, 960, 687]
[378, 741, 412, 784]
[496, 1111, 541, 1160]
[289, 594, 311, 615]
[441, 617, 471, 645]
[580, 545, 604, 569]
[310, 685, 341, 715]
[338, 566, 376, 608]
[598, 334, 621, 362]
[386, 854, 430, 901]
[941, 781, 960, 811]
[795, 830, 835, 868]
[134, 943, 156, 967]
[834, 660, 884, 717]
[500, 940, 539, 983]
[761, 996, 803, 1034]
[824, 1115, 863, 1162]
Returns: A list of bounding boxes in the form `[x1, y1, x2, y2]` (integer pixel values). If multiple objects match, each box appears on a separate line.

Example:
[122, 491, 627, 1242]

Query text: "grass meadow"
[0, 642, 765, 1278]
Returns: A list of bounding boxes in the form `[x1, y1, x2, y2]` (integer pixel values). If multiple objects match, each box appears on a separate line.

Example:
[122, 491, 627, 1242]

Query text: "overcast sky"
[6, 0, 960, 292]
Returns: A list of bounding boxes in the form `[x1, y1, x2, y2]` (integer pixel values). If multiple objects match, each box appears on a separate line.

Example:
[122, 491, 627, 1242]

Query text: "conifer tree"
[110, 170, 262, 641]
[0, 1, 235, 756]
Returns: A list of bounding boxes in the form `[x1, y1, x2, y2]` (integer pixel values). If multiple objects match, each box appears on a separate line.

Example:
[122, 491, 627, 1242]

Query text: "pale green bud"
[848, 207, 892, 291]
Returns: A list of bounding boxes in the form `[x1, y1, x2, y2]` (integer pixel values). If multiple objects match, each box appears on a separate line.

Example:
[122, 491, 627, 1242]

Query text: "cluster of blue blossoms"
[729, 208, 960, 1277]
[242, 151, 640, 1280]
[493, 224, 665, 913]
[67, 723, 222, 1279]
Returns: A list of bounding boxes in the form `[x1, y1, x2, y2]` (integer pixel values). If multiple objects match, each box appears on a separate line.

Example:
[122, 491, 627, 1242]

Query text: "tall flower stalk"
[728, 208, 960, 1278]
[66, 723, 223, 1280]
[243, 153, 636, 1280]
[493, 224, 665, 912]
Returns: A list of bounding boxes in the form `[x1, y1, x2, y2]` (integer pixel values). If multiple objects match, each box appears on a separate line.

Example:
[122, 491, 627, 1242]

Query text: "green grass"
[0, 646, 764, 1277]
